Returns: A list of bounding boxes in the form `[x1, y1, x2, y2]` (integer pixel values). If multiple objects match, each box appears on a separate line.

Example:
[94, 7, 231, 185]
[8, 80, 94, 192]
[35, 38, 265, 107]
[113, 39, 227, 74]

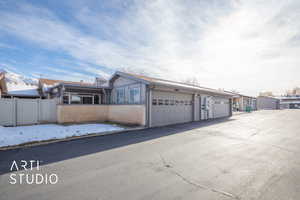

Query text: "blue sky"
[0, 0, 300, 96]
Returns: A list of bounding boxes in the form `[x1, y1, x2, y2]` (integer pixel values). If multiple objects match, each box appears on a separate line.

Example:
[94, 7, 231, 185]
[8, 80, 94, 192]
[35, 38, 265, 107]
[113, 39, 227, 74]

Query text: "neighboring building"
[257, 96, 280, 110]
[230, 93, 257, 112]
[285, 87, 300, 96]
[108, 72, 234, 127]
[278, 96, 300, 109]
[38, 78, 109, 104]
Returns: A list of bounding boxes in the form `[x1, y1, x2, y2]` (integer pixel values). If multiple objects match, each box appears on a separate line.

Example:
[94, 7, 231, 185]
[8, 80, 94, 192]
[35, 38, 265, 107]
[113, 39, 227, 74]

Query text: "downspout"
[199, 95, 201, 121]
[192, 94, 196, 121]
[145, 84, 153, 128]
[145, 85, 150, 128]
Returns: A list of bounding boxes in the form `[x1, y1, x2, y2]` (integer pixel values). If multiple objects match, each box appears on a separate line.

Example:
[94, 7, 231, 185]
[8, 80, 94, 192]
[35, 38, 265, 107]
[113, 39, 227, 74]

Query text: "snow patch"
[0, 123, 124, 147]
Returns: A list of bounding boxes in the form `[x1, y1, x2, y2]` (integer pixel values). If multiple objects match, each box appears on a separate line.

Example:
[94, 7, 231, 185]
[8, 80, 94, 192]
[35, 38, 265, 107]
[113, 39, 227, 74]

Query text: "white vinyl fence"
[0, 98, 57, 126]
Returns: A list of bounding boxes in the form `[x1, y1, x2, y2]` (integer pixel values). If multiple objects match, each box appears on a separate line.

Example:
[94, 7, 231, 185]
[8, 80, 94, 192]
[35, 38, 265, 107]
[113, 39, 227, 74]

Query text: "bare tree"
[259, 91, 274, 97]
[182, 76, 200, 86]
[230, 90, 240, 94]
[118, 66, 151, 76]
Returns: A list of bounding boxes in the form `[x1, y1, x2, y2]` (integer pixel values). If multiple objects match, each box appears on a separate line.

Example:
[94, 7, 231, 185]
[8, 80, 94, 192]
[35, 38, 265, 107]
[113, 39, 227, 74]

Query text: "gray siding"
[111, 76, 146, 104]
[257, 97, 279, 110]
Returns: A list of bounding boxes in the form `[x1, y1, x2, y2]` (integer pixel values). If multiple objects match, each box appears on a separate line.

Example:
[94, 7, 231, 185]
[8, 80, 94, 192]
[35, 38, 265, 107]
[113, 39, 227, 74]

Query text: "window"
[170, 100, 175, 105]
[63, 93, 99, 104]
[158, 99, 163, 105]
[116, 88, 125, 104]
[165, 99, 169, 105]
[152, 99, 157, 105]
[175, 100, 179, 105]
[71, 95, 81, 104]
[63, 96, 69, 104]
[129, 87, 140, 104]
[82, 96, 93, 104]
[94, 95, 100, 104]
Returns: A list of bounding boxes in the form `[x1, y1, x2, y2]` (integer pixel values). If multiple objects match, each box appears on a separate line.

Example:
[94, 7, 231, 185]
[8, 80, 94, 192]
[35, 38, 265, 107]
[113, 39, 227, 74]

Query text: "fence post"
[37, 98, 40, 124]
[13, 98, 17, 126]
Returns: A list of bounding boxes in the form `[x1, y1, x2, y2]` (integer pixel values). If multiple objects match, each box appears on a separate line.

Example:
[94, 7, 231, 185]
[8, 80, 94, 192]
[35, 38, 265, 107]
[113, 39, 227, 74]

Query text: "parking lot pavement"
[0, 109, 300, 200]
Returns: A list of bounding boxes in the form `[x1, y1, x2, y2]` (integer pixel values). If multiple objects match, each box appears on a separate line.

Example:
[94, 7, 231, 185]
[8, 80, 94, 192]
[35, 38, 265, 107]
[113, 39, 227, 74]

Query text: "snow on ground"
[0, 123, 124, 147]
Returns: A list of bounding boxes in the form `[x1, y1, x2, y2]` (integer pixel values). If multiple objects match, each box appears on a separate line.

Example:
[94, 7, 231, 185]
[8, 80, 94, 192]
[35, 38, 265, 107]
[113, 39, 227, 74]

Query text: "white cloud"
[0, 0, 299, 95]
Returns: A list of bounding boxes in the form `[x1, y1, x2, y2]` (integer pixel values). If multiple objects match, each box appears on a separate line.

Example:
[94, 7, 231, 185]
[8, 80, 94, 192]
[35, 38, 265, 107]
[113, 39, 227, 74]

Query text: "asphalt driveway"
[0, 110, 300, 200]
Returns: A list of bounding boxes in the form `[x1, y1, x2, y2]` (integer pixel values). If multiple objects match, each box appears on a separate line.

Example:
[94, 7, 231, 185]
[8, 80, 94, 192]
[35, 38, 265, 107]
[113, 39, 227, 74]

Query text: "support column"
[68, 92, 71, 104]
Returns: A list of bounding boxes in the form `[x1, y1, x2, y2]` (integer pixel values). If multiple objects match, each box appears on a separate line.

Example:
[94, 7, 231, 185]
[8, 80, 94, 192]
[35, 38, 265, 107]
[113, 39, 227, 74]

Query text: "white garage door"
[151, 90, 193, 127]
[213, 97, 230, 118]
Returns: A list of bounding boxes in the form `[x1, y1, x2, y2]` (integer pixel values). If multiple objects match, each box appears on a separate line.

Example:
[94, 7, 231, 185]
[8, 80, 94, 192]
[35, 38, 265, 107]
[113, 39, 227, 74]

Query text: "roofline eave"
[151, 82, 234, 97]
[113, 71, 151, 85]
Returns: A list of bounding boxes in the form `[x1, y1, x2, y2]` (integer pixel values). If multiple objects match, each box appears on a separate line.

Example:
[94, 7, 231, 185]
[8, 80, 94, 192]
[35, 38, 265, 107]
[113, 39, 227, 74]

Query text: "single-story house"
[257, 96, 280, 110]
[105, 72, 234, 127]
[41, 71, 234, 127]
[278, 96, 300, 109]
[1, 71, 234, 127]
[230, 93, 257, 112]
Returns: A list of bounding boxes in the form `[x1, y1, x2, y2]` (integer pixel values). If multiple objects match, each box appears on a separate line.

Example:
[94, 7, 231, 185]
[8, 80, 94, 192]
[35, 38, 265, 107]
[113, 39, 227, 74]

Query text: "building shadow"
[0, 117, 235, 175]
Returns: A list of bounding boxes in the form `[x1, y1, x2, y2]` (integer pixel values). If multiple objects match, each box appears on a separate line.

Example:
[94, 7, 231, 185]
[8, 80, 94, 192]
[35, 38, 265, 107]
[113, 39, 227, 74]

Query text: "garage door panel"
[151, 91, 193, 127]
[213, 97, 230, 118]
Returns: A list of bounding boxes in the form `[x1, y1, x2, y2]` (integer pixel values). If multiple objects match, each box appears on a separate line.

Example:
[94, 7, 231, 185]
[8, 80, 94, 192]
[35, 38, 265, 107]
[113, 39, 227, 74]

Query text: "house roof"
[39, 78, 109, 95]
[115, 71, 234, 96]
[6, 82, 39, 96]
[277, 96, 300, 100]
[39, 78, 94, 87]
[258, 96, 279, 100]
[226, 91, 257, 99]
[0, 72, 39, 97]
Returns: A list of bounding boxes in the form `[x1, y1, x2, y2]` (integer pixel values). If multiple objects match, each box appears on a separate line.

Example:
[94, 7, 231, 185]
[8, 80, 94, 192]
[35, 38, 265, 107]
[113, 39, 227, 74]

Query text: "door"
[213, 97, 230, 118]
[200, 96, 213, 120]
[151, 90, 193, 127]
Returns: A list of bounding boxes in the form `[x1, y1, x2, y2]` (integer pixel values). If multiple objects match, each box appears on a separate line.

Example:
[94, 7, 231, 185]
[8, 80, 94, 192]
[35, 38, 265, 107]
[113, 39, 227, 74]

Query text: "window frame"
[158, 99, 163, 105]
[129, 87, 141, 104]
[116, 88, 125, 104]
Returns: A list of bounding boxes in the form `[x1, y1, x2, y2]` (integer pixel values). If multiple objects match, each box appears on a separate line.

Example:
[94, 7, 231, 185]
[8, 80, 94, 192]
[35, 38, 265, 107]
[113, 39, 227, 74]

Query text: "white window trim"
[129, 87, 141, 104]
[116, 88, 125, 104]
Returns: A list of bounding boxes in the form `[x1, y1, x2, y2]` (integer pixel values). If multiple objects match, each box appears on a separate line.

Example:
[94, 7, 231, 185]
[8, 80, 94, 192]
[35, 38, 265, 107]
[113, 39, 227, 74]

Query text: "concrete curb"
[0, 126, 146, 151]
[233, 111, 253, 116]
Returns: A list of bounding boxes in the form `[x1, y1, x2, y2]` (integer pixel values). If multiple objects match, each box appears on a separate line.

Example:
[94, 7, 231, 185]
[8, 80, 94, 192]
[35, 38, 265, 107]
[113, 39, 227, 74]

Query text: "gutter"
[151, 82, 234, 97]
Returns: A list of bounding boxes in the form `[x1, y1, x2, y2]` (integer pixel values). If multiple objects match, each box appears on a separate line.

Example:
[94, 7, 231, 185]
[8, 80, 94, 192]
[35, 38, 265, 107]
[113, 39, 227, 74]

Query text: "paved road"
[0, 110, 300, 200]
